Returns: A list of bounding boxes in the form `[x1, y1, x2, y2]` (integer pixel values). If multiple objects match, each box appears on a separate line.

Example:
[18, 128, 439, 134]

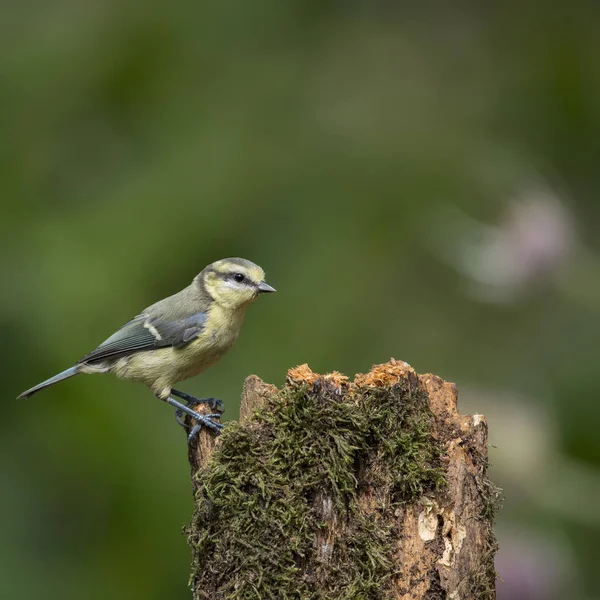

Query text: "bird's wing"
[79, 311, 208, 364]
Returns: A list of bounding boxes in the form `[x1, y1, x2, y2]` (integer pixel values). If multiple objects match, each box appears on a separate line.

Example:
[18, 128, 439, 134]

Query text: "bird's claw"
[185, 397, 224, 414]
[170, 389, 225, 413]
[167, 396, 223, 443]
[208, 398, 225, 412]
[187, 424, 202, 443]
[175, 409, 223, 431]
[186, 412, 224, 443]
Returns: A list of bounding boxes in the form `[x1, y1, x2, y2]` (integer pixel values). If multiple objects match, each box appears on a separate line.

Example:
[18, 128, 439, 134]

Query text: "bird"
[17, 257, 276, 440]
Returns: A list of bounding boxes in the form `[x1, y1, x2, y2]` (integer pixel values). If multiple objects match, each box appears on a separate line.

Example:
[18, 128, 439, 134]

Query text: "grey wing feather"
[152, 313, 207, 349]
[79, 311, 207, 364]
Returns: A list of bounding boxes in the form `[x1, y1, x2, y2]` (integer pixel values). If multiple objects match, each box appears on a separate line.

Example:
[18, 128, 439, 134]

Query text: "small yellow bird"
[18, 257, 276, 439]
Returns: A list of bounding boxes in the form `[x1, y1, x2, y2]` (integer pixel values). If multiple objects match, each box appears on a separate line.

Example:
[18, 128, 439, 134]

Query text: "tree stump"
[183, 359, 499, 599]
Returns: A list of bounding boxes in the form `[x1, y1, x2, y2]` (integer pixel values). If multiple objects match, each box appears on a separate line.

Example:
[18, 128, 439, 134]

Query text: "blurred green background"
[2, 1, 599, 599]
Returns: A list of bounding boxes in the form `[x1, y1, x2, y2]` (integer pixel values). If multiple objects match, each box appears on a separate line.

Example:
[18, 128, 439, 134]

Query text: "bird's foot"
[175, 408, 216, 444]
[184, 414, 223, 443]
[167, 397, 224, 441]
[171, 388, 224, 413]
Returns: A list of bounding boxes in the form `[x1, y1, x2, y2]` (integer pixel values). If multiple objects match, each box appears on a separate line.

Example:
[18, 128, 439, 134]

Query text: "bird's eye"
[233, 273, 245, 283]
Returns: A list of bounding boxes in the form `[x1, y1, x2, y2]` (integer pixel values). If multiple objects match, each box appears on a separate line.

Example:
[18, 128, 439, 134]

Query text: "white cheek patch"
[221, 280, 245, 292]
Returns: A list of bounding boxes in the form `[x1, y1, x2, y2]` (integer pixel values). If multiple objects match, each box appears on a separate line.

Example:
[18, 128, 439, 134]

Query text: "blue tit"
[18, 257, 276, 440]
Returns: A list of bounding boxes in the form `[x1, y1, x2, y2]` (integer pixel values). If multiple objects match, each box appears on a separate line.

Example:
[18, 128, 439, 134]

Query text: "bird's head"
[198, 257, 276, 310]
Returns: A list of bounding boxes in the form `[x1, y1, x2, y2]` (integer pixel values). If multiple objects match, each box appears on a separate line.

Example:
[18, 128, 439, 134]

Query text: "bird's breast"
[172, 305, 246, 378]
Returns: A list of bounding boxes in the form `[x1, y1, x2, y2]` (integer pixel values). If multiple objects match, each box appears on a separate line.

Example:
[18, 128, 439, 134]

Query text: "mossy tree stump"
[183, 360, 499, 599]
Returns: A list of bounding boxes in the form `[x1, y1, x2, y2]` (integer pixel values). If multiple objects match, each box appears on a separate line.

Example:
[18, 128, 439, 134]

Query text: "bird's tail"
[17, 367, 80, 399]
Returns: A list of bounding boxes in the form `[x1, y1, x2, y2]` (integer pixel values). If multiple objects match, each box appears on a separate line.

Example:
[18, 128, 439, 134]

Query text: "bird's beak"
[257, 281, 276, 293]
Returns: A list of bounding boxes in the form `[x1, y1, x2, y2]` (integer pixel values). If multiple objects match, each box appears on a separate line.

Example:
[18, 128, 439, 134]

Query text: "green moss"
[468, 546, 498, 600]
[468, 471, 502, 600]
[478, 473, 504, 523]
[359, 383, 447, 504]
[187, 380, 446, 599]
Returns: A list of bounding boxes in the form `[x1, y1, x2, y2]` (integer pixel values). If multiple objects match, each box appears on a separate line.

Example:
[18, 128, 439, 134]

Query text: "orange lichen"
[287, 359, 422, 393]
[323, 371, 350, 388]
[287, 364, 320, 386]
[286, 364, 349, 390]
[353, 358, 416, 388]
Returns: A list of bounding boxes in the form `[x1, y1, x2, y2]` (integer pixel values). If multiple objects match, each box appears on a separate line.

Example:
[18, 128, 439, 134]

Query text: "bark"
[183, 360, 499, 600]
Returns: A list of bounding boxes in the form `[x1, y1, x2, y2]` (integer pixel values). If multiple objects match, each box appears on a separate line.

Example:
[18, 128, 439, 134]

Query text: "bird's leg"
[171, 388, 224, 413]
[164, 397, 224, 437]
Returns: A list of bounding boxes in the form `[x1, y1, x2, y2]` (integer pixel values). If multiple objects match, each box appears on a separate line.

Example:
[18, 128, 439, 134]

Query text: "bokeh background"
[2, 1, 600, 599]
